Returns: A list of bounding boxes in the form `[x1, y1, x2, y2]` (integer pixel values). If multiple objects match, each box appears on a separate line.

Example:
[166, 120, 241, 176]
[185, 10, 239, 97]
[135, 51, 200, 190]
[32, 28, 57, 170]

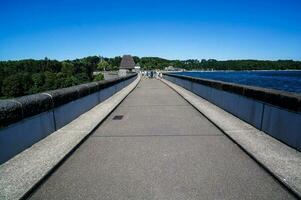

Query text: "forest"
[1, 57, 95, 98]
[1, 56, 300, 98]
[138, 57, 301, 71]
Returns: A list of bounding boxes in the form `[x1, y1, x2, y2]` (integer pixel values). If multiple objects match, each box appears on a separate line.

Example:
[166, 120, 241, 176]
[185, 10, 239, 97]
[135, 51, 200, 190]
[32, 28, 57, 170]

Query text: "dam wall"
[163, 73, 301, 152]
[0, 73, 137, 164]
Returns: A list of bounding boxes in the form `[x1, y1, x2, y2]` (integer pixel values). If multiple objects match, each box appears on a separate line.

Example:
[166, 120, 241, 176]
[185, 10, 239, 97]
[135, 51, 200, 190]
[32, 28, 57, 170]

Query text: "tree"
[107, 56, 122, 69]
[64, 75, 79, 87]
[93, 73, 104, 81]
[97, 60, 110, 71]
[2, 73, 31, 97]
[75, 73, 90, 83]
[30, 73, 45, 94]
[61, 62, 75, 75]
[43, 71, 57, 90]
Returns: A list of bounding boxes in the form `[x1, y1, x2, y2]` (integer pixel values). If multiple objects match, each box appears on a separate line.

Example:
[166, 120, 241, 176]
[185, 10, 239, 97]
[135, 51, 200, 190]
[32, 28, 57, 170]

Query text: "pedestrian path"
[29, 78, 295, 200]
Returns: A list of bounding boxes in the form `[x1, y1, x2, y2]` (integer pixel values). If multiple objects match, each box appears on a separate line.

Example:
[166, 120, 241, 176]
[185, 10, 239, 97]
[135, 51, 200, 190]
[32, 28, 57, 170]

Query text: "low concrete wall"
[163, 73, 301, 151]
[0, 74, 137, 164]
[103, 71, 119, 80]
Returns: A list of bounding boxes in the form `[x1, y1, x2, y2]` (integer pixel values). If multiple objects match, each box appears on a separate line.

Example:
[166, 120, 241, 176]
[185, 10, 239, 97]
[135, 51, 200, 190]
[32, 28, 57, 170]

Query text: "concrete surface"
[164, 74, 301, 152]
[0, 75, 137, 165]
[0, 111, 56, 164]
[28, 78, 295, 200]
[161, 77, 301, 198]
[262, 104, 301, 150]
[0, 75, 140, 200]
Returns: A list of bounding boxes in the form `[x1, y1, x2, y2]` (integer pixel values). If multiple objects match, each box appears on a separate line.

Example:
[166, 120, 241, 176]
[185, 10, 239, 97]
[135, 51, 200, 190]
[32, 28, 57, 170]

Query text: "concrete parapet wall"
[163, 73, 301, 151]
[0, 74, 137, 164]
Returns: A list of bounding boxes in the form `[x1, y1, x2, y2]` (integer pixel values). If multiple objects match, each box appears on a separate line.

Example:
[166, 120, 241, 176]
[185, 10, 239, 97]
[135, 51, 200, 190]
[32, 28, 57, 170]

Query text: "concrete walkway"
[29, 78, 295, 200]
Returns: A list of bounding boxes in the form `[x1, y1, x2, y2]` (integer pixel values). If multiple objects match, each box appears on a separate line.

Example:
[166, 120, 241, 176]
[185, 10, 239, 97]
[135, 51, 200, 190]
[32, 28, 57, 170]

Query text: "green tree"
[30, 73, 45, 94]
[93, 73, 104, 81]
[2, 73, 32, 97]
[55, 72, 68, 88]
[97, 60, 110, 71]
[64, 76, 79, 87]
[75, 73, 90, 83]
[61, 62, 75, 75]
[43, 71, 57, 90]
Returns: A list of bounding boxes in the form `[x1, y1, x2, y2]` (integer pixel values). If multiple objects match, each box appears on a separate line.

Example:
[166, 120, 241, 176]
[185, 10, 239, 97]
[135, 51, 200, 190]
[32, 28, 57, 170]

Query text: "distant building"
[165, 66, 175, 71]
[134, 64, 141, 72]
[119, 55, 135, 77]
[164, 65, 185, 72]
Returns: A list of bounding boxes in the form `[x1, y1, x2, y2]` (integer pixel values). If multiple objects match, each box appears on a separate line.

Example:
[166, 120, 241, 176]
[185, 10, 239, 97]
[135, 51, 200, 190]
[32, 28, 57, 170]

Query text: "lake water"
[176, 71, 301, 94]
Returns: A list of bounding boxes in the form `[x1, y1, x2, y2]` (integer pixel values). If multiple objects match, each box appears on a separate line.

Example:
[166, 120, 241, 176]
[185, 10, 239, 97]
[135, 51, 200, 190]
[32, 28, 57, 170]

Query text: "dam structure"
[1, 72, 301, 199]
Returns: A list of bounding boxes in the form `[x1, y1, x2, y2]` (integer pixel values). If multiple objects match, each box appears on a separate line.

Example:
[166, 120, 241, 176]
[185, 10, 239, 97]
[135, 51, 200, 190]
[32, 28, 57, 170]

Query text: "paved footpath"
[29, 78, 295, 200]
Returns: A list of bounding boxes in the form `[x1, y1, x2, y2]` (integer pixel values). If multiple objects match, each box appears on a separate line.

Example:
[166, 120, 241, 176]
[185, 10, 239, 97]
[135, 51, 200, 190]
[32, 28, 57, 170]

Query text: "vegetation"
[135, 57, 301, 71]
[97, 60, 110, 71]
[1, 55, 300, 98]
[178, 59, 301, 71]
[0, 57, 99, 98]
[0, 56, 126, 98]
[93, 73, 104, 81]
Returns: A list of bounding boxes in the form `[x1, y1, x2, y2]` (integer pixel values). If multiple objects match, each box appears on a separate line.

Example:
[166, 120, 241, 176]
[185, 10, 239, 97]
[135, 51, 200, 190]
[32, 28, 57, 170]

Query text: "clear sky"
[0, 0, 300, 61]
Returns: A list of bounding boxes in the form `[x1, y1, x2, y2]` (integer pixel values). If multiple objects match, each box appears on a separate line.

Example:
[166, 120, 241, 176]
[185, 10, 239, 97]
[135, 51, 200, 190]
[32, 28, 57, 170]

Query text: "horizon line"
[0, 55, 300, 62]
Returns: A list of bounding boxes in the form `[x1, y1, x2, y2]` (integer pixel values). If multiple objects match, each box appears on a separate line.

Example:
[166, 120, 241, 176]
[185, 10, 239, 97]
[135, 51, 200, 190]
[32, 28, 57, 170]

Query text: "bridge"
[1, 74, 301, 199]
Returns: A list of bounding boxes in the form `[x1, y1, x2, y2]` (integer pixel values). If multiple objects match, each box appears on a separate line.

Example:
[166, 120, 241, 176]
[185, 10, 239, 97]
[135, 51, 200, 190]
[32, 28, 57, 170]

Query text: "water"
[176, 71, 301, 94]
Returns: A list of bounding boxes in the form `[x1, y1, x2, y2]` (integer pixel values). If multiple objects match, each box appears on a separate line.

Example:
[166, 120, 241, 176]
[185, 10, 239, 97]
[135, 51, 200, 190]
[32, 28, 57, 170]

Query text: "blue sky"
[0, 0, 300, 61]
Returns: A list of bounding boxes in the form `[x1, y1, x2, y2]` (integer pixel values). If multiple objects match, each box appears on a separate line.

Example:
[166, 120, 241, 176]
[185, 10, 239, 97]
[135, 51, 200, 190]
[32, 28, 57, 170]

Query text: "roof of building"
[120, 55, 135, 69]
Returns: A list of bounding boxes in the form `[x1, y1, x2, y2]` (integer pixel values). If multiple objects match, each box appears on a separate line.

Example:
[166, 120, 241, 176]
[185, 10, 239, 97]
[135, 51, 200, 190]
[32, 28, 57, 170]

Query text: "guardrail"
[163, 73, 301, 151]
[0, 73, 137, 164]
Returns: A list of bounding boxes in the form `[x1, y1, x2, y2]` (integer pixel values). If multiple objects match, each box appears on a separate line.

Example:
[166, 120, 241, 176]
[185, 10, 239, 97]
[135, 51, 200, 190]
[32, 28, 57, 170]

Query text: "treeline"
[135, 58, 301, 71]
[1, 55, 301, 98]
[0, 57, 98, 98]
[0, 55, 135, 98]
[180, 59, 301, 71]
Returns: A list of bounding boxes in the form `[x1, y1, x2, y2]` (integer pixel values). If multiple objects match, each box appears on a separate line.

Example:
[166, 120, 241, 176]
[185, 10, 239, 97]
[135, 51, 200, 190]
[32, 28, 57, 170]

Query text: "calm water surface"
[177, 71, 301, 94]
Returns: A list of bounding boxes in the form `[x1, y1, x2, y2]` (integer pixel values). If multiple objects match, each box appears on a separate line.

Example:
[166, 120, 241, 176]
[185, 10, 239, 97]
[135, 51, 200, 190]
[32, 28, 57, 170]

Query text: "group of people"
[141, 71, 162, 79]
